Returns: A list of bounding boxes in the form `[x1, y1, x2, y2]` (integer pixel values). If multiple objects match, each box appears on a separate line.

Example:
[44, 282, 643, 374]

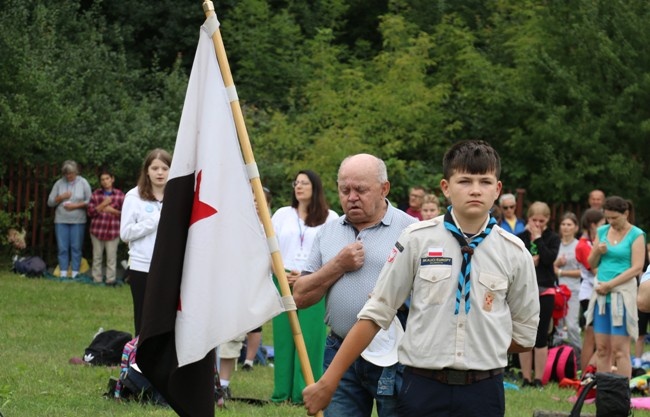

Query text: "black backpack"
[570, 372, 631, 417]
[13, 256, 46, 277]
[83, 330, 132, 366]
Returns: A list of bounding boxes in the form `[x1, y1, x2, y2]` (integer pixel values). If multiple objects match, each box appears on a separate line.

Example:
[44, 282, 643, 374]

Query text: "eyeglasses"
[292, 180, 311, 188]
[502, 205, 516, 210]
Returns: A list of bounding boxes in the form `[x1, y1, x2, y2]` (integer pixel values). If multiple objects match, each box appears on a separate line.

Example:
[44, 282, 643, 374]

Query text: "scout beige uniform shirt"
[358, 215, 540, 371]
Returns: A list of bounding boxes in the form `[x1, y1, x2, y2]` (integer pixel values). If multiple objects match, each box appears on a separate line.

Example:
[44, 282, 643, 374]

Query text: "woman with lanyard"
[120, 149, 171, 336]
[271, 170, 338, 404]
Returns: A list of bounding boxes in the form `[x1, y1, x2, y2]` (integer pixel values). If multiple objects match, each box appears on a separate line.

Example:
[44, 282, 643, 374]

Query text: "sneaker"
[633, 357, 643, 369]
[521, 379, 533, 388]
[533, 379, 544, 389]
[242, 363, 253, 372]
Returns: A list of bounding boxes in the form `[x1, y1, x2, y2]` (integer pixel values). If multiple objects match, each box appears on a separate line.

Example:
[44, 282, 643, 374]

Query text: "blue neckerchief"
[443, 208, 496, 314]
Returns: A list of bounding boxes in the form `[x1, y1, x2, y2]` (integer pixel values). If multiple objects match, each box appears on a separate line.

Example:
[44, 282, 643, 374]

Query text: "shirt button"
[491, 284, 495, 289]
[459, 323, 463, 328]
[457, 352, 462, 357]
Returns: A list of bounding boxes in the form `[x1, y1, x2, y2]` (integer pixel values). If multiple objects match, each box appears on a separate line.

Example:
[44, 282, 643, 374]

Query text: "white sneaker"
[633, 357, 643, 368]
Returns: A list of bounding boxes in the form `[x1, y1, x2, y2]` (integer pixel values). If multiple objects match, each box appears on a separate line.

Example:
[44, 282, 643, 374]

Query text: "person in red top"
[575, 209, 605, 372]
[87, 169, 125, 285]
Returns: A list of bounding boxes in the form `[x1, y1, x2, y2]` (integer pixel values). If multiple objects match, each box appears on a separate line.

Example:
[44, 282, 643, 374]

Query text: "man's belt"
[406, 366, 504, 385]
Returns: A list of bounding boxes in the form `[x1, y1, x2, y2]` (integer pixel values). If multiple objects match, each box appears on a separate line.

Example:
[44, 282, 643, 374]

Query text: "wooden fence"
[0, 162, 115, 266]
[1, 162, 61, 263]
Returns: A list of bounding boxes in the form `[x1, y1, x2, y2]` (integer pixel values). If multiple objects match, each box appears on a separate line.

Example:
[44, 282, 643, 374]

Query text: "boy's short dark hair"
[442, 140, 501, 179]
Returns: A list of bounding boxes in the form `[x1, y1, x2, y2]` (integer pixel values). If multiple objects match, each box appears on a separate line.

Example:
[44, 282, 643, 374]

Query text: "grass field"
[1, 269, 649, 417]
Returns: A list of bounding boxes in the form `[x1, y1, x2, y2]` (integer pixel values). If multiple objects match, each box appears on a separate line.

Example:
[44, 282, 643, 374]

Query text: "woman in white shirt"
[271, 170, 338, 404]
[120, 149, 171, 336]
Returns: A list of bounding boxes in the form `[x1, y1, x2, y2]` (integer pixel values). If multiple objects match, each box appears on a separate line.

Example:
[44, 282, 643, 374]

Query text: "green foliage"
[0, 0, 186, 187]
[498, 0, 650, 217]
[3, 0, 650, 228]
[251, 16, 448, 207]
[90, 0, 201, 70]
[224, 0, 308, 110]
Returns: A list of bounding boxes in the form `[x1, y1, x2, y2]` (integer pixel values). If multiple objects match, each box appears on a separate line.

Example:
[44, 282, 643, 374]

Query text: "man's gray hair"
[499, 193, 516, 205]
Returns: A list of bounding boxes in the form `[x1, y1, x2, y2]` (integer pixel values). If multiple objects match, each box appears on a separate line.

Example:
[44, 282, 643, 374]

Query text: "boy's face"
[440, 170, 501, 220]
[100, 174, 114, 190]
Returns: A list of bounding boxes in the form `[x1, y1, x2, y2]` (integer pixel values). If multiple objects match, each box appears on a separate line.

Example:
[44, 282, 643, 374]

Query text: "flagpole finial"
[202, 0, 214, 13]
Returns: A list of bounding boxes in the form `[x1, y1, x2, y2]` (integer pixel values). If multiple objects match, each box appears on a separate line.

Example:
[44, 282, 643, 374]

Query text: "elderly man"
[293, 154, 416, 417]
[498, 193, 525, 235]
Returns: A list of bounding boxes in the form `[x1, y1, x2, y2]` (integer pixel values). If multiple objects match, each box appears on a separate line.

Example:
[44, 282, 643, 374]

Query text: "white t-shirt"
[272, 206, 338, 271]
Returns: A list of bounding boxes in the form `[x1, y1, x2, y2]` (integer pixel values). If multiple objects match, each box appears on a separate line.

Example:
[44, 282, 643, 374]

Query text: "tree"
[249, 15, 448, 207]
[497, 0, 650, 227]
[223, 0, 308, 110]
[0, 0, 187, 186]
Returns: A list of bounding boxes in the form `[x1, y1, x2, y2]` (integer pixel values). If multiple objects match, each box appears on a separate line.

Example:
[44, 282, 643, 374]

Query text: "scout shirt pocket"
[477, 272, 508, 313]
[418, 265, 452, 305]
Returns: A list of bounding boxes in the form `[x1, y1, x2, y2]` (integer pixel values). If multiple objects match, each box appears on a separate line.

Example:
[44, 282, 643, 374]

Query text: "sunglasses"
[502, 205, 516, 210]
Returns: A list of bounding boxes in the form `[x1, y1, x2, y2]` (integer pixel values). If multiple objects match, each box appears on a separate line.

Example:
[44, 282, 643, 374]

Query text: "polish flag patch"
[387, 247, 398, 263]
[428, 247, 443, 257]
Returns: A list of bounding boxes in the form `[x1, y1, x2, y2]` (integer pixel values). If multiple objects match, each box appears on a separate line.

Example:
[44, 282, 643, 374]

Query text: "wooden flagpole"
[201, 2, 323, 415]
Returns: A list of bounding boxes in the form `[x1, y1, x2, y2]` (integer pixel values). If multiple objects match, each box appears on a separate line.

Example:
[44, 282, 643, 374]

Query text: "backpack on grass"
[12, 256, 46, 277]
[542, 344, 577, 384]
[110, 336, 167, 406]
[569, 372, 631, 417]
[84, 330, 132, 366]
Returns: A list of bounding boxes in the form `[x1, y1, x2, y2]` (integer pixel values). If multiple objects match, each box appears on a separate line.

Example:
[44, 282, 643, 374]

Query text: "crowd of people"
[43, 141, 650, 417]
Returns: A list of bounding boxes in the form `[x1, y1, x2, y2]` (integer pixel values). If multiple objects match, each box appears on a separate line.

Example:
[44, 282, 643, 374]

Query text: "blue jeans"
[323, 334, 401, 417]
[55, 223, 85, 272]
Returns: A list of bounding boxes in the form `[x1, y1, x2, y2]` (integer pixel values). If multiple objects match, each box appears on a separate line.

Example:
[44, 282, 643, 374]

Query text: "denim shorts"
[593, 300, 629, 336]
